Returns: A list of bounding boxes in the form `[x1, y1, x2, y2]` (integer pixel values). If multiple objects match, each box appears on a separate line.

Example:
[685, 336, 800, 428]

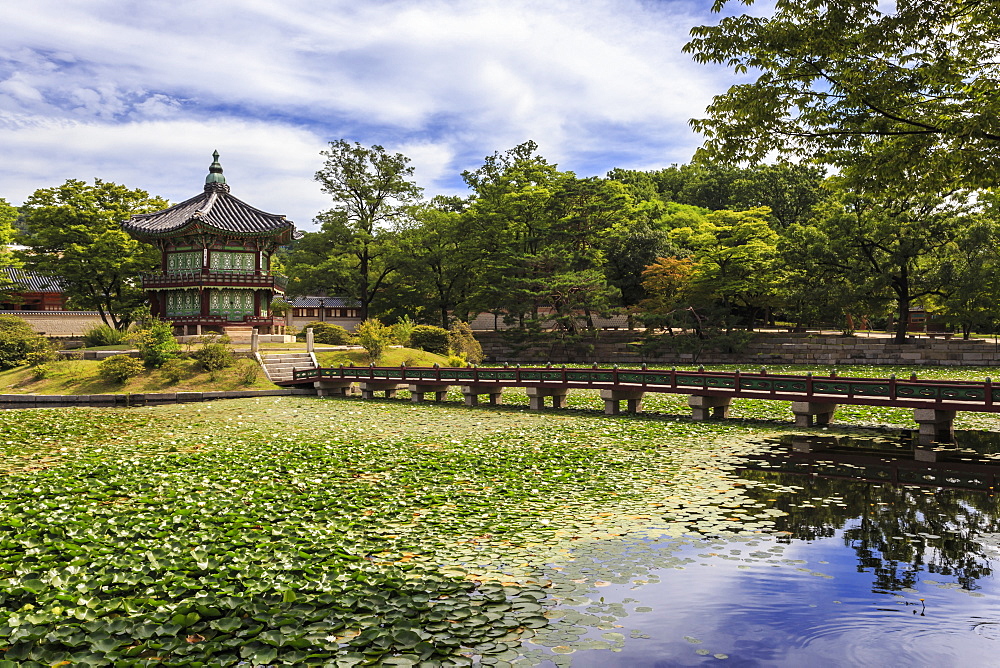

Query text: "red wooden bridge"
[279, 364, 1000, 445]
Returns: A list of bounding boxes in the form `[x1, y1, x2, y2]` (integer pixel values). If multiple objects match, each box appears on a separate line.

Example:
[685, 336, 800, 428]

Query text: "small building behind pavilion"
[123, 152, 296, 337]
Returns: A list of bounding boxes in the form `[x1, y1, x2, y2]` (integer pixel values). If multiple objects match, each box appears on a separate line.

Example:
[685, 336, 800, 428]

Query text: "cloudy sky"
[0, 0, 752, 230]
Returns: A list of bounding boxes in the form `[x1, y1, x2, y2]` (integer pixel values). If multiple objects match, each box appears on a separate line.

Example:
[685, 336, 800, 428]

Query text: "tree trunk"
[893, 289, 910, 343]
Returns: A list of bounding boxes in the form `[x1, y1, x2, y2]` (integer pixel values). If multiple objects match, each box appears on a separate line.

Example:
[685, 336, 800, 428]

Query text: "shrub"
[83, 323, 129, 347]
[296, 322, 354, 345]
[192, 335, 236, 372]
[448, 321, 483, 364]
[0, 315, 52, 370]
[98, 354, 144, 384]
[391, 315, 415, 347]
[235, 358, 260, 385]
[269, 297, 292, 317]
[160, 358, 186, 383]
[445, 354, 468, 367]
[355, 318, 392, 363]
[26, 346, 58, 367]
[31, 364, 52, 380]
[409, 325, 450, 355]
[130, 318, 179, 368]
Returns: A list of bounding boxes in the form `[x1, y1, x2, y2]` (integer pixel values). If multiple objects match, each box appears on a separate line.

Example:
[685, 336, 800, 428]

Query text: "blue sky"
[0, 0, 752, 230]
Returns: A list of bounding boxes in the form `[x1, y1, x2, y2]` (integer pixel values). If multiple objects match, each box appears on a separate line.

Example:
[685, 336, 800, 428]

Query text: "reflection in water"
[740, 433, 1000, 592]
[523, 430, 1000, 666]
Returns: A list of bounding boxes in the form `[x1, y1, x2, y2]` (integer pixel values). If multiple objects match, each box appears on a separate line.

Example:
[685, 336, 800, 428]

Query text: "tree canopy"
[287, 140, 423, 319]
[685, 0, 1000, 187]
[17, 179, 167, 330]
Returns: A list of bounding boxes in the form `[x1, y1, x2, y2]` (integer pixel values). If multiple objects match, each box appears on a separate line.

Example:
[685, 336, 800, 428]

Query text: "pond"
[521, 430, 1000, 667]
[2, 395, 1000, 666]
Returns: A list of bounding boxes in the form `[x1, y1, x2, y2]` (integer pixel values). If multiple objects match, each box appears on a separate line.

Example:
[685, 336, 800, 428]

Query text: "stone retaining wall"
[0, 388, 315, 409]
[0, 311, 105, 337]
[476, 331, 1000, 367]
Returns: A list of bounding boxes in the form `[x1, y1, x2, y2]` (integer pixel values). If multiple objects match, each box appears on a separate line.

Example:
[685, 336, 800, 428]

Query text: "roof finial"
[205, 150, 226, 185]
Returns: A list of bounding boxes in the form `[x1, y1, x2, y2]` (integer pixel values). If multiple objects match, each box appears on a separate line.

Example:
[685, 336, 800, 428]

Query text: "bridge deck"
[282, 365, 1000, 414]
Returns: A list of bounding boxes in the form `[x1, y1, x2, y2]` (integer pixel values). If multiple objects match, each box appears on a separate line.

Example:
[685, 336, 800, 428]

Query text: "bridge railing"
[290, 365, 997, 407]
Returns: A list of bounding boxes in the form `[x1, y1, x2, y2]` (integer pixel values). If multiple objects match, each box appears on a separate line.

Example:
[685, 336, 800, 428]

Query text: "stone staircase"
[259, 352, 317, 383]
[222, 326, 255, 343]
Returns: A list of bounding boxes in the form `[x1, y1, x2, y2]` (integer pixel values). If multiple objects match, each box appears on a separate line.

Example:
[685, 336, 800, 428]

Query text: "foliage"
[390, 314, 415, 346]
[16, 179, 167, 330]
[410, 324, 450, 356]
[269, 296, 292, 317]
[297, 321, 353, 345]
[0, 315, 51, 370]
[191, 335, 235, 372]
[355, 318, 392, 363]
[97, 354, 144, 383]
[82, 323, 130, 347]
[638, 257, 700, 330]
[129, 318, 179, 368]
[685, 0, 1000, 188]
[286, 140, 423, 319]
[159, 358, 186, 383]
[781, 176, 971, 342]
[446, 354, 469, 367]
[235, 358, 261, 385]
[448, 320, 484, 364]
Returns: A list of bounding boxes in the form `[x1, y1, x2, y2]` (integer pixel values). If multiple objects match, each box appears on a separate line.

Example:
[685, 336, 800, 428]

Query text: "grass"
[0, 357, 278, 395]
[316, 346, 452, 368]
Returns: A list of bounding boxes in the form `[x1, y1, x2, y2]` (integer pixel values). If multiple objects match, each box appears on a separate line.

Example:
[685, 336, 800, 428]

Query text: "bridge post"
[688, 394, 731, 420]
[526, 386, 568, 410]
[790, 401, 838, 427]
[408, 384, 451, 403]
[314, 380, 356, 397]
[358, 382, 406, 400]
[461, 385, 503, 406]
[913, 409, 956, 445]
[600, 389, 644, 415]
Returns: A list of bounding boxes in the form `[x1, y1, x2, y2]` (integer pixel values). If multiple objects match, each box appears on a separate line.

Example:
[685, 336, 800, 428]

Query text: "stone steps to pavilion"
[260, 352, 316, 382]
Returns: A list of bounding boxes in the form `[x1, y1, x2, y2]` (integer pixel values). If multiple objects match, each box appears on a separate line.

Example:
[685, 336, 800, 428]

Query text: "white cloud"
[0, 0, 745, 225]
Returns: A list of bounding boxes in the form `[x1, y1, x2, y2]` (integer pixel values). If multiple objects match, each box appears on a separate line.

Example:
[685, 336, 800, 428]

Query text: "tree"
[685, 0, 1000, 187]
[390, 197, 479, 328]
[287, 140, 422, 319]
[17, 179, 167, 330]
[670, 207, 783, 329]
[782, 174, 972, 342]
[637, 257, 699, 333]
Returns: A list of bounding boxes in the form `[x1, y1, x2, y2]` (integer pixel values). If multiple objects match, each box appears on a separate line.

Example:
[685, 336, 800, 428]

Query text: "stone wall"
[1, 311, 105, 338]
[475, 331, 1000, 367]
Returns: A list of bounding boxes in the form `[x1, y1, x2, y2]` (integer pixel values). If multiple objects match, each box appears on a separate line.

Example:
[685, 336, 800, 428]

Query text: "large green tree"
[287, 140, 423, 319]
[686, 0, 1000, 186]
[18, 180, 167, 330]
[781, 171, 972, 342]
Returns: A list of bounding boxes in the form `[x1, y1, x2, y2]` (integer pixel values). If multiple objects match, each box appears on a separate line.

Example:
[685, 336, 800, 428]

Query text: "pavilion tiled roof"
[123, 152, 296, 243]
[5, 267, 63, 293]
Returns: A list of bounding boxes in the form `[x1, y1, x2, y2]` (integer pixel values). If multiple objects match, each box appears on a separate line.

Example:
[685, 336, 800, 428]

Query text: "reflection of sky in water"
[520, 434, 1000, 667]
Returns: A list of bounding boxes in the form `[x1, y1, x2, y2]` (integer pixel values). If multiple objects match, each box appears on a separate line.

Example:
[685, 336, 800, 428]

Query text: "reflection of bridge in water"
[742, 434, 1000, 491]
[282, 365, 1000, 444]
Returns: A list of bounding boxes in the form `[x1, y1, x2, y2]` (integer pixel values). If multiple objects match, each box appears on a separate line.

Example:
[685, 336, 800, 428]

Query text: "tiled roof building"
[123, 152, 296, 335]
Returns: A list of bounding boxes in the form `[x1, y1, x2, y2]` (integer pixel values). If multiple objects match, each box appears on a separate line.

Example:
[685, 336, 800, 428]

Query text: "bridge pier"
[526, 386, 568, 410]
[358, 381, 407, 400]
[790, 401, 838, 427]
[913, 409, 956, 446]
[601, 389, 644, 415]
[688, 394, 731, 420]
[461, 384, 504, 406]
[409, 384, 451, 403]
[313, 380, 357, 397]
